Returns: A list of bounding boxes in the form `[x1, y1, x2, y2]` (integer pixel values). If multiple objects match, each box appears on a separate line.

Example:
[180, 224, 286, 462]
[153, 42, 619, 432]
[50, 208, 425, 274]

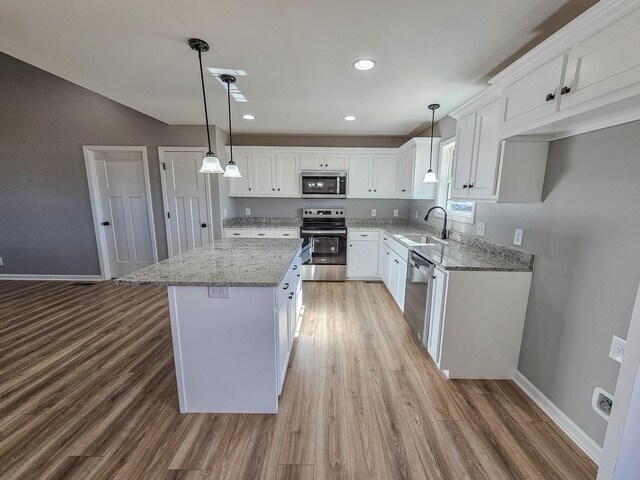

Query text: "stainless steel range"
[300, 208, 347, 281]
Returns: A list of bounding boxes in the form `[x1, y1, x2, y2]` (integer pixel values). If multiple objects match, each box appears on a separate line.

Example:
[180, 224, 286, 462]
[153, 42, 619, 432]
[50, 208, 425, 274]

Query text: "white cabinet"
[276, 291, 289, 394]
[378, 234, 409, 310]
[397, 138, 440, 200]
[225, 228, 250, 238]
[300, 153, 347, 171]
[275, 154, 300, 197]
[225, 228, 299, 239]
[426, 267, 447, 363]
[250, 229, 275, 238]
[276, 254, 302, 394]
[347, 153, 399, 198]
[227, 152, 253, 196]
[252, 153, 277, 196]
[396, 147, 414, 198]
[450, 92, 549, 203]
[347, 231, 380, 278]
[273, 229, 299, 238]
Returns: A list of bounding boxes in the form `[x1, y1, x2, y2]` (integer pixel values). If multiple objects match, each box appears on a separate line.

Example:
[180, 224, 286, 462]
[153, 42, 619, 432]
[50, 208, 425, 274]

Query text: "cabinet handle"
[374, 189, 377, 192]
[272, 188, 275, 191]
[289, 292, 294, 299]
[249, 187, 252, 191]
[283, 283, 289, 289]
[278, 188, 281, 191]
[386, 252, 390, 255]
[360, 234, 368, 237]
[463, 184, 468, 189]
[561, 86, 571, 95]
[293, 265, 298, 270]
[201, 223, 207, 228]
[401, 189, 406, 192]
[283, 234, 290, 236]
[368, 189, 371, 192]
[233, 233, 241, 236]
[545, 93, 555, 102]
[468, 183, 474, 188]
[350, 244, 353, 247]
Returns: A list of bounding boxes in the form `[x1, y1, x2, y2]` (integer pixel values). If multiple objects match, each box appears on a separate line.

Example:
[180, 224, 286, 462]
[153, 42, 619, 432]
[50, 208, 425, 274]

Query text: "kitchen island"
[117, 238, 303, 414]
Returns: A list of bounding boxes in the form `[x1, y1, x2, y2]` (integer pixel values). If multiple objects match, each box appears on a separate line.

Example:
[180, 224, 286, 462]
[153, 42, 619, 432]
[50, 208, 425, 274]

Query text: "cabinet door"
[287, 290, 296, 350]
[277, 297, 289, 394]
[389, 254, 399, 302]
[396, 257, 408, 312]
[451, 112, 476, 198]
[276, 154, 300, 197]
[562, 7, 640, 111]
[381, 243, 392, 288]
[347, 240, 379, 278]
[396, 147, 414, 198]
[228, 152, 253, 196]
[300, 153, 323, 171]
[427, 267, 447, 363]
[372, 154, 398, 197]
[324, 154, 348, 171]
[469, 99, 501, 199]
[252, 153, 276, 196]
[347, 154, 373, 198]
[503, 54, 565, 127]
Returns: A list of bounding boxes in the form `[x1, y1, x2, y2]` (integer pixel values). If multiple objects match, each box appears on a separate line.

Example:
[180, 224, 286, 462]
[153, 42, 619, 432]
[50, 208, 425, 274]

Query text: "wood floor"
[0, 280, 597, 479]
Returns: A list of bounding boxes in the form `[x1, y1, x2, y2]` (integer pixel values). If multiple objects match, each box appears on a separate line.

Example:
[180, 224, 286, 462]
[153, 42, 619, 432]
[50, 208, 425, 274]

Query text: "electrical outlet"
[393, 209, 399, 217]
[513, 228, 524, 246]
[245, 208, 251, 216]
[476, 222, 486, 237]
[609, 335, 626, 363]
[0, 257, 3, 266]
[223, 209, 228, 218]
[371, 209, 376, 217]
[415, 210, 419, 219]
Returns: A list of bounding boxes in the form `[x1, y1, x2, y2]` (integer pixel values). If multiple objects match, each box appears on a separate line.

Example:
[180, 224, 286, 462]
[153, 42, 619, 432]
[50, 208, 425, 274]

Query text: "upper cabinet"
[227, 148, 300, 198]
[347, 152, 399, 198]
[300, 153, 347, 171]
[491, 0, 640, 139]
[397, 138, 440, 200]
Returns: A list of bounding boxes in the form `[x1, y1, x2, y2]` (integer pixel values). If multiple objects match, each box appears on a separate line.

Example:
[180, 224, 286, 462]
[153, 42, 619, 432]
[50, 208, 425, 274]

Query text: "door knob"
[102, 221, 110, 226]
[201, 223, 207, 228]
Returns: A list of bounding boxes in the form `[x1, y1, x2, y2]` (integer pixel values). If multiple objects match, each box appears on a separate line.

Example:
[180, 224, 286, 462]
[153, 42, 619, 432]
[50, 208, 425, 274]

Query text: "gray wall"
[234, 198, 411, 219]
[234, 134, 409, 148]
[0, 52, 228, 275]
[413, 119, 640, 445]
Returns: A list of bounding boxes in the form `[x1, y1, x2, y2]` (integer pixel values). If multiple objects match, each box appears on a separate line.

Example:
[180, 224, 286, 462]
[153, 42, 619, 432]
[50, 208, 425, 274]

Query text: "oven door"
[301, 174, 345, 198]
[300, 230, 347, 265]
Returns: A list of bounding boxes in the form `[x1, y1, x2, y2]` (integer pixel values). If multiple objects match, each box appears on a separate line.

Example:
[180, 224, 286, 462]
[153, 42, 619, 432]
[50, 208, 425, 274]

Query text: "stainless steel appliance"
[403, 251, 435, 344]
[301, 172, 347, 199]
[300, 208, 347, 281]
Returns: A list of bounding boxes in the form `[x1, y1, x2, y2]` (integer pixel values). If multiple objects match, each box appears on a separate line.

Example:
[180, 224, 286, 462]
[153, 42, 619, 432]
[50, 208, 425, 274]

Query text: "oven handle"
[300, 229, 347, 235]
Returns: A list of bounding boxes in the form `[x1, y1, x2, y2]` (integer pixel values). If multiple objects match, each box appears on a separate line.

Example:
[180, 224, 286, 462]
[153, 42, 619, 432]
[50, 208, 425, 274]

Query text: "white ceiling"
[0, 0, 595, 135]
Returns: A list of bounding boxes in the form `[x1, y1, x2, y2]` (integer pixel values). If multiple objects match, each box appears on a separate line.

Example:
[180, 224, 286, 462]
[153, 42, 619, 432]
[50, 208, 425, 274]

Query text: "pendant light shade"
[422, 103, 440, 184]
[189, 38, 223, 175]
[220, 74, 242, 178]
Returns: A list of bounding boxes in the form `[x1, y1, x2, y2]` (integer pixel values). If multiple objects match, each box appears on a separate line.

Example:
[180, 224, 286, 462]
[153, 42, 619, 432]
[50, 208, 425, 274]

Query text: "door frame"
[158, 147, 213, 257]
[83, 146, 158, 280]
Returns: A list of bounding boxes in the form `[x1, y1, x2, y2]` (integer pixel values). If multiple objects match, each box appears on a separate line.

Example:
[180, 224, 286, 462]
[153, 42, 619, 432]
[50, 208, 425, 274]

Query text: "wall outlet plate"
[592, 387, 613, 421]
[245, 208, 251, 216]
[371, 209, 377, 217]
[514, 228, 524, 246]
[208, 286, 230, 298]
[609, 335, 626, 363]
[393, 209, 399, 217]
[0, 257, 3, 266]
[415, 210, 419, 219]
[476, 222, 486, 237]
[223, 209, 228, 218]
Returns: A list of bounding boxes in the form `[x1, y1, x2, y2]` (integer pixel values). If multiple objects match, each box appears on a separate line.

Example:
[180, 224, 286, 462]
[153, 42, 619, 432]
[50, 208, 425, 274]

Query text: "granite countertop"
[224, 217, 302, 229]
[115, 238, 303, 287]
[348, 222, 533, 272]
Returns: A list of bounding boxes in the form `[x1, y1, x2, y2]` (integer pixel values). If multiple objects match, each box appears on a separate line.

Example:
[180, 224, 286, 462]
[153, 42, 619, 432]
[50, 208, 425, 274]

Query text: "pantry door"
[159, 148, 213, 257]
[84, 146, 158, 279]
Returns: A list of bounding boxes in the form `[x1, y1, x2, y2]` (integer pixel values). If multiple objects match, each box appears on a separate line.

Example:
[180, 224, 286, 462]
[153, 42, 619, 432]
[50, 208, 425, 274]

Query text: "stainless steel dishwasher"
[403, 252, 435, 345]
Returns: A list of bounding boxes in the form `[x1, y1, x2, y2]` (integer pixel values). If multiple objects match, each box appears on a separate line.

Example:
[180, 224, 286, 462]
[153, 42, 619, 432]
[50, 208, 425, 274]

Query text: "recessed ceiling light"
[242, 114, 255, 120]
[353, 59, 376, 71]
[343, 115, 357, 121]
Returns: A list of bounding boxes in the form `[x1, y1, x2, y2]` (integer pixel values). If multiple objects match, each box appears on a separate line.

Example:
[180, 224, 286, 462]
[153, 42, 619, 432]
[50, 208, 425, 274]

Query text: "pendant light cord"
[227, 79, 234, 164]
[197, 50, 213, 153]
[429, 107, 435, 170]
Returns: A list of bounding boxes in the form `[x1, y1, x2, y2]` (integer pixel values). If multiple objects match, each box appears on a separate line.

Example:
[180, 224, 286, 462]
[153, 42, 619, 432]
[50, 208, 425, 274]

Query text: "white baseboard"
[513, 371, 602, 465]
[0, 274, 105, 282]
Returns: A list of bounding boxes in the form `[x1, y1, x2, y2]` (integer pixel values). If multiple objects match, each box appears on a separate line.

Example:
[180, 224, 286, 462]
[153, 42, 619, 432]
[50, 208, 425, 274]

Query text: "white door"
[300, 153, 323, 171]
[372, 154, 398, 197]
[276, 154, 300, 197]
[348, 154, 373, 198]
[160, 149, 212, 257]
[451, 112, 476, 197]
[469, 99, 501, 199]
[228, 151, 253, 196]
[252, 153, 276, 196]
[347, 240, 379, 277]
[324, 154, 348, 170]
[89, 148, 156, 278]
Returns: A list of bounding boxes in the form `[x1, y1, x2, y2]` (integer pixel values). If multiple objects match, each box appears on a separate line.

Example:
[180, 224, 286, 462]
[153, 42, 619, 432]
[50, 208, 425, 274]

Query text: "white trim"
[0, 274, 104, 282]
[513, 371, 602, 464]
[83, 146, 158, 279]
[158, 147, 212, 258]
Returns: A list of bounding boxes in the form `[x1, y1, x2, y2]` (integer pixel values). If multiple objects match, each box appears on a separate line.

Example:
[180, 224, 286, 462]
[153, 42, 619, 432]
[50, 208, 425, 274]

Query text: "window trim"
[434, 137, 476, 224]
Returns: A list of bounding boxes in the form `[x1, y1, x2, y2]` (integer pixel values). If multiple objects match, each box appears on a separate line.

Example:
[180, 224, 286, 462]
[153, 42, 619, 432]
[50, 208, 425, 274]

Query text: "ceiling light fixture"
[353, 59, 376, 71]
[242, 114, 255, 120]
[221, 74, 242, 178]
[343, 115, 357, 121]
[189, 38, 223, 174]
[422, 103, 440, 183]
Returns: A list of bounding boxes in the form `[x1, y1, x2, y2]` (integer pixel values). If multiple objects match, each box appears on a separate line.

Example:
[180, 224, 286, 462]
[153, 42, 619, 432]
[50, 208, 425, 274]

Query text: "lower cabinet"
[276, 255, 302, 394]
[224, 228, 299, 239]
[380, 234, 409, 311]
[347, 231, 380, 278]
[426, 267, 447, 363]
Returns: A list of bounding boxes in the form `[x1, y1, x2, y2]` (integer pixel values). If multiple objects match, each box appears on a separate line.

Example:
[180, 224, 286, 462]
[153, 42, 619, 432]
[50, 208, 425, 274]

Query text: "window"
[435, 138, 475, 224]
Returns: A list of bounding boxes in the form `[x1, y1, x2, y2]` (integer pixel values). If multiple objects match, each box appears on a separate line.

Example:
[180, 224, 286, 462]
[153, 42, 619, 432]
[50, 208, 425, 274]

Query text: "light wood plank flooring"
[0, 280, 597, 479]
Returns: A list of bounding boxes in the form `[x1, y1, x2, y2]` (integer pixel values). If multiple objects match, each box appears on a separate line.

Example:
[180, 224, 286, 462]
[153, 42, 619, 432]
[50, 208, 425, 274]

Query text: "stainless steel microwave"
[301, 172, 347, 199]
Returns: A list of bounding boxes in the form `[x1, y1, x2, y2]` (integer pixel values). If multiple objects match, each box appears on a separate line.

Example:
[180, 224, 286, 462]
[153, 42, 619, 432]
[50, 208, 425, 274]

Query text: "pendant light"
[189, 38, 223, 174]
[422, 103, 440, 183]
[221, 74, 242, 178]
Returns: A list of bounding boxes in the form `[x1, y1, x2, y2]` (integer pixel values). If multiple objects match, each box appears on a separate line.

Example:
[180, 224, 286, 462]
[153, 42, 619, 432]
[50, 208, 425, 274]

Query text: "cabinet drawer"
[348, 230, 380, 241]
[382, 234, 409, 260]
[274, 229, 299, 238]
[250, 229, 275, 238]
[224, 228, 250, 238]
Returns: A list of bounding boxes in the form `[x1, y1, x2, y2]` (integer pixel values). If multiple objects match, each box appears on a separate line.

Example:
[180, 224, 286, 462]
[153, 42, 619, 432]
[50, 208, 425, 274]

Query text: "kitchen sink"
[393, 234, 446, 246]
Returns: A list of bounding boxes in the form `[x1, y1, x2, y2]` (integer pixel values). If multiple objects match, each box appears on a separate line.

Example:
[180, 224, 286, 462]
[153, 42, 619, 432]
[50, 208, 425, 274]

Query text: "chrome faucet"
[424, 206, 448, 240]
